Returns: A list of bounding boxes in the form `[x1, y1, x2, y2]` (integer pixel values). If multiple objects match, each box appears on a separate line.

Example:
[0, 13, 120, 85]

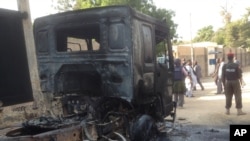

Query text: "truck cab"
[2, 6, 175, 141]
[34, 5, 174, 118]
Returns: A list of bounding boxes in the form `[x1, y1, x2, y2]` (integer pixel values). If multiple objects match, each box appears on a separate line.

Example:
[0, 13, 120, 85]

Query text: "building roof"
[178, 42, 222, 48]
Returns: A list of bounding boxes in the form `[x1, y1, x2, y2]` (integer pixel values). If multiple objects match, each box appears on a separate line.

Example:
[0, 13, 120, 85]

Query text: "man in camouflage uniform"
[222, 52, 246, 115]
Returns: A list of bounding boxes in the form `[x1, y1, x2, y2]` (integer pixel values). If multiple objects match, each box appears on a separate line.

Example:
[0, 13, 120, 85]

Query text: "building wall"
[194, 47, 207, 78]
[175, 44, 250, 77]
[207, 47, 217, 76]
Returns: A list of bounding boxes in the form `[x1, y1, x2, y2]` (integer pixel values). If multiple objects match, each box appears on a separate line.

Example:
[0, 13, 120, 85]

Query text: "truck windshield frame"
[53, 21, 127, 53]
[55, 23, 101, 52]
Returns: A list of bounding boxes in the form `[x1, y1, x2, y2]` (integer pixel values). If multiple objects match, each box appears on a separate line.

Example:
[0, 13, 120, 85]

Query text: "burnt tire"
[130, 114, 158, 141]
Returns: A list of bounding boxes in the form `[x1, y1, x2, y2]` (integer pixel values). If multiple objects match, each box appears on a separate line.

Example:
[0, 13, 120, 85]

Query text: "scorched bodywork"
[1, 5, 175, 141]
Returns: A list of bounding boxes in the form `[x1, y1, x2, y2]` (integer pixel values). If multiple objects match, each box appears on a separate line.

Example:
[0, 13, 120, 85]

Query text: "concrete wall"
[194, 47, 207, 78]
[175, 43, 250, 77]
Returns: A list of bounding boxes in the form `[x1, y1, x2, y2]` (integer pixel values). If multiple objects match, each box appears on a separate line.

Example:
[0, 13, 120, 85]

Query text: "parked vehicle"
[1, 5, 175, 141]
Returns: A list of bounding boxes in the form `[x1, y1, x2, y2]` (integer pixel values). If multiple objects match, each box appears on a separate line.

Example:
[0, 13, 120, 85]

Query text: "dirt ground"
[1, 67, 249, 141]
[167, 66, 250, 141]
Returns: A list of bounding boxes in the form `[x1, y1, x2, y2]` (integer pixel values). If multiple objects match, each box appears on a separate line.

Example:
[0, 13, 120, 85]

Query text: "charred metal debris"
[1, 5, 176, 141]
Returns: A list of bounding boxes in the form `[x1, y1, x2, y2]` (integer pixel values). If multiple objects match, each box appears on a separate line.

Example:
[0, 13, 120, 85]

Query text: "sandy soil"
[167, 66, 250, 141]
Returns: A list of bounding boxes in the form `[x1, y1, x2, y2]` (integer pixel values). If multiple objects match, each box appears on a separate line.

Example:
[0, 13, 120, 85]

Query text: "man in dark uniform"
[222, 52, 246, 115]
[173, 58, 189, 108]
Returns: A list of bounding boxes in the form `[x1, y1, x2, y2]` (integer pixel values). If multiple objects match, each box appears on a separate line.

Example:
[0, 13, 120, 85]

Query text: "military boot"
[237, 109, 246, 115]
[225, 109, 230, 115]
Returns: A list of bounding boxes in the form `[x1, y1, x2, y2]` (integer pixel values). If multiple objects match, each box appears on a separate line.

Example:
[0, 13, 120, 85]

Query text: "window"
[142, 25, 153, 63]
[37, 31, 49, 53]
[109, 23, 125, 49]
[56, 24, 100, 52]
[67, 37, 100, 52]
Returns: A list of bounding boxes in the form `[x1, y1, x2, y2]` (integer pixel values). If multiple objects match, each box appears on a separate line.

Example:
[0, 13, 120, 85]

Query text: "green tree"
[193, 25, 214, 42]
[238, 7, 250, 49]
[73, 0, 177, 39]
[216, 19, 249, 48]
[242, 7, 250, 22]
[212, 28, 225, 45]
[74, 0, 155, 11]
[224, 21, 240, 47]
[52, 0, 76, 12]
[217, 7, 250, 48]
[194, 7, 250, 49]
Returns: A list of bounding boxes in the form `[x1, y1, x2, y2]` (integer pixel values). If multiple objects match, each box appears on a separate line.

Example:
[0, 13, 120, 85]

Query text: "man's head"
[186, 59, 192, 65]
[181, 58, 186, 65]
[175, 58, 181, 66]
[194, 60, 198, 65]
[221, 58, 225, 62]
[227, 52, 234, 60]
[216, 58, 220, 63]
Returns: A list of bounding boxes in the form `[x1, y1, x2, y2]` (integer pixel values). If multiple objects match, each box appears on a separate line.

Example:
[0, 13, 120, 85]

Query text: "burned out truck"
[1, 5, 175, 141]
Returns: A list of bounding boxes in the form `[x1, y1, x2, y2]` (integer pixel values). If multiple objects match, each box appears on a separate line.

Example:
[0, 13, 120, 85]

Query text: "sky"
[0, 0, 55, 20]
[0, 0, 250, 41]
[154, 0, 250, 40]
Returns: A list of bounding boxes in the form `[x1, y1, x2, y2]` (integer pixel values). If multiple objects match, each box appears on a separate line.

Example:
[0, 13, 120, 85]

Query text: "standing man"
[217, 58, 225, 94]
[173, 59, 189, 108]
[185, 59, 197, 97]
[222, 52, 246, 115]
[193, 60, 204, 91]
[233, 56, 240, 65]
[211, 58, 221, 86]
[211, 58, 221, 94]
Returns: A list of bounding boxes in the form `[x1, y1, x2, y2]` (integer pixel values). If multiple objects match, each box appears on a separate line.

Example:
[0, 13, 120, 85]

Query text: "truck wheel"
[130, 114, 158, 141]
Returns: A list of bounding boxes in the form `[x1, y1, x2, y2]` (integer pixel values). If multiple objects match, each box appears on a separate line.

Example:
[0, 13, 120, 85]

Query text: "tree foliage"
[52, 0, 76, 12]
[70, 0, 177, 39]
[224, 21, 241, 47]
[211, 28, 225, 45]
[193, 7, 250, 49]
[193, 25, 214, 42]
[239, 8, 250, 48]
[215, 17, 250, 48]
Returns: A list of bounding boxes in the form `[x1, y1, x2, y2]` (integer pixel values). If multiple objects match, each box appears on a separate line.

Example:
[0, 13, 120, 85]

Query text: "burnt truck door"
[0, 8, 33, 107]
[141, 24, 155, 96]
[140, 21, 174, 117]
[154, 26, 174, 117]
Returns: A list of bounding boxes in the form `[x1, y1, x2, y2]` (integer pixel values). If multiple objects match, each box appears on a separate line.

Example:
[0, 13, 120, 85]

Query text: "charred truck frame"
[1, 5, 175, 141]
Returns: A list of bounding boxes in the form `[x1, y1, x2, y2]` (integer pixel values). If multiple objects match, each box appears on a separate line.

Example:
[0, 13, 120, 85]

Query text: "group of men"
[173, 52, 246, 115]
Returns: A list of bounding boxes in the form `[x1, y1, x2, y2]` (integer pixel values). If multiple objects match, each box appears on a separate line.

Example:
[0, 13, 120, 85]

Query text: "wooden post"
[17, 0, 44, 112]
